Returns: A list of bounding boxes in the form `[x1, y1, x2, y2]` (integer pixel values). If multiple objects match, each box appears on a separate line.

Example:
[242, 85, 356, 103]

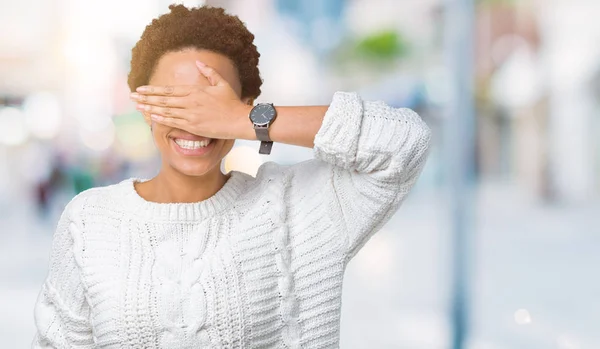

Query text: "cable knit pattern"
[32, 92, 431, 348]
[269, 175, 301, 348]
[152, 227, 211, 347]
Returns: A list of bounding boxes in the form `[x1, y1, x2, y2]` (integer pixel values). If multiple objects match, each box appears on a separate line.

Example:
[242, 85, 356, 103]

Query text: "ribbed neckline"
[118, 171, 249, 222]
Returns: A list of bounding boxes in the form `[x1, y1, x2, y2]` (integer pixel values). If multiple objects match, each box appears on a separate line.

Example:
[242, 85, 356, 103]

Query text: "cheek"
[219, 140, 235, 157]
[151, 123, 171, 141]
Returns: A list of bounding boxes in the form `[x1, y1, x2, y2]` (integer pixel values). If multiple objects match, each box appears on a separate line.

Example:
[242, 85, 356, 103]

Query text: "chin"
[170, 159, 221, 177]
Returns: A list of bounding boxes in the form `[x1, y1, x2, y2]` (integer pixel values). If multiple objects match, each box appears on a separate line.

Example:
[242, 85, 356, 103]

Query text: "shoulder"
[61, 179, 133, 221]
[233, 160, 331, 200]
[246, 160, 335, 204]
[253, 159, 333, 184]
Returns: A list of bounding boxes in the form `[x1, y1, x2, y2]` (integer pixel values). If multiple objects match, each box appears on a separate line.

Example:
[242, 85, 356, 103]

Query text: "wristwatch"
[249, 103, 277, 154]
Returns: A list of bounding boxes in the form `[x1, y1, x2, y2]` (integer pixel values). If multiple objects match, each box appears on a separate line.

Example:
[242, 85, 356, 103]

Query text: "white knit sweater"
[32, 92, 431, 349]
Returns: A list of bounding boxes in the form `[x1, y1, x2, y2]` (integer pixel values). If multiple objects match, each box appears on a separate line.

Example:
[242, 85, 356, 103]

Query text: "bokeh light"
[79, 122, 116, 152]
[0, 107, 28, 146]
[513, 309, 532, 325]
[114, 113, 155, 160]
[224, 145, 263, 177]
[23, 92, 62, 140]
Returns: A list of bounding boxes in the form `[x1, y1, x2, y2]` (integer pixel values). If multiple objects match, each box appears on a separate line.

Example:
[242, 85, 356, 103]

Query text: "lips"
[167, 130, 215, 155]
[174, 138, 212, 149]
[170, 137, 215, 156]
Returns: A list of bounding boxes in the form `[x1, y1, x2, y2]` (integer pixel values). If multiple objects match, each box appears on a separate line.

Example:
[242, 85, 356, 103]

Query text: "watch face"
[250, 104, 276, 126]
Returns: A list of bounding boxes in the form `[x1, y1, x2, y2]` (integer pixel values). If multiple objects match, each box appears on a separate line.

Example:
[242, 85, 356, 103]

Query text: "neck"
[142, 165, 229, 204]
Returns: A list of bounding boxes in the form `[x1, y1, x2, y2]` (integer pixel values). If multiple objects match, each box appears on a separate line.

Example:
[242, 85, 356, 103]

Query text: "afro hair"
[128, 4, 262, 99]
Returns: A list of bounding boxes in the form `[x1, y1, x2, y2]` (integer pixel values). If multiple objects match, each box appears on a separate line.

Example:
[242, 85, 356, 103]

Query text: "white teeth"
[174, 139, 211, 149]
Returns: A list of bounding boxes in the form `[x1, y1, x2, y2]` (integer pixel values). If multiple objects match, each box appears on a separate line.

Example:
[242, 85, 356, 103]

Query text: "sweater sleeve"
[310, 91, 431, 260]
[32, 197, 95, 348]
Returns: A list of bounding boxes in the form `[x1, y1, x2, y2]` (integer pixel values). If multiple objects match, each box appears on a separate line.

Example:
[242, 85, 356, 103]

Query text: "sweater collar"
[119, 171, 249, 222]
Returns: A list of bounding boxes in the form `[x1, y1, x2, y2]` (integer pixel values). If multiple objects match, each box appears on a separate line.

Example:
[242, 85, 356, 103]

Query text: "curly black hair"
[128, 4, 262, 99]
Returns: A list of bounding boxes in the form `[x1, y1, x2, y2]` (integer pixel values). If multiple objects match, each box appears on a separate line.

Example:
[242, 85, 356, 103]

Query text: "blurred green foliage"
[330, 29, 409, 72]
[355, 30, 408, 61]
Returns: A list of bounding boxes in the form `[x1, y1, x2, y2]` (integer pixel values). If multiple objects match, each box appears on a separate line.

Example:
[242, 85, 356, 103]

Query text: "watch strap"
[258, 141, 274, 154]
[255, 127, 273, 154]
[254, 126, 272, 142]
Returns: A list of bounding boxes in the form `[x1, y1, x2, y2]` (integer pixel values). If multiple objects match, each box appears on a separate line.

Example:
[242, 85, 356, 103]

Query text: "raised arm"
[32, 198, 94, 348]
[131, 66, 431, 259]
[308, 92, 431, 258]
[243, 91, 431, 259]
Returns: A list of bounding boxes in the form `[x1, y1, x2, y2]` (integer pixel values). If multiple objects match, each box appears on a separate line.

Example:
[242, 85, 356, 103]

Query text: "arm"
[235, 105, 329, 148]
[312, 92, 431, 258]
[131, 68, 431, 258]
[278, 92, 431, 258]
[32, 198, 94, 348]
[131, 64, 423, 152]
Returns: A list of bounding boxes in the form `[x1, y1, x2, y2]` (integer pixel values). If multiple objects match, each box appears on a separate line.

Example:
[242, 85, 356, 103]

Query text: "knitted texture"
[32, 92, 431, 348]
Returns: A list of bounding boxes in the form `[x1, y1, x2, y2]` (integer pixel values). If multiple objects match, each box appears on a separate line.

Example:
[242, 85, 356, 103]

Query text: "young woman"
[33, 4, 431, 348]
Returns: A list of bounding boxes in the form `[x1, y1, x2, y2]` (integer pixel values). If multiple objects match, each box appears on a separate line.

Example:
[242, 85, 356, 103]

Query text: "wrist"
[234, 104, 255, 140]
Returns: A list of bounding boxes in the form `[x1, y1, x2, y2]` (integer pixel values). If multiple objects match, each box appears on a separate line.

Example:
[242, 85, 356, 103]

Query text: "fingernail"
[136, 104, 145, 111]
[130, 92, 139, 99]
[196, 60, 206, 68]
[151, 114, 162, 120]
[137, 86, 148, 92]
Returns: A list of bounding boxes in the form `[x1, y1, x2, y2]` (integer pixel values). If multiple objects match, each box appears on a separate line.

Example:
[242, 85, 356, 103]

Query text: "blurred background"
[1, 0, 599, 348]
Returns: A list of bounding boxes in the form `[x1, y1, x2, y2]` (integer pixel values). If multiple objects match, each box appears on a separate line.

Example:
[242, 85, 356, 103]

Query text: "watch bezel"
[249, 103, 277, 126]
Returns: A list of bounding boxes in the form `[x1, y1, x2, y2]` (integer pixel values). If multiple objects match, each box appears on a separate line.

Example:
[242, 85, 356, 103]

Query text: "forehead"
[150, 49, 241, 94]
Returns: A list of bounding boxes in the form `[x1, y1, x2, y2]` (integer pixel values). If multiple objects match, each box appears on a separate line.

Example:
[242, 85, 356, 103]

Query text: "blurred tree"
[330, 29, 410, 73]
[354, 30, 409, 62]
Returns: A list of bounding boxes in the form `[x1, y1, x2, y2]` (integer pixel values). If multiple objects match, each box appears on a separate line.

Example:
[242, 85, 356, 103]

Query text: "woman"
[33, 4, 431, 348]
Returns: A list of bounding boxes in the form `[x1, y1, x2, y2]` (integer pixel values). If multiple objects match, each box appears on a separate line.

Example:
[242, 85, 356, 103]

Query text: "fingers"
[142, 112, 152, 125]
[196, 61, 226, 87]
[149, 114, 186, 128]
[135, 103, 184, 119]
[130, 93, 189, 108]
[135, 85, 190, 96]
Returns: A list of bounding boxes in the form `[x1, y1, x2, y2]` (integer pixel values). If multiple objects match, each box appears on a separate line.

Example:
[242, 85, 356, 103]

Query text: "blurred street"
[2, 180, 598, 349]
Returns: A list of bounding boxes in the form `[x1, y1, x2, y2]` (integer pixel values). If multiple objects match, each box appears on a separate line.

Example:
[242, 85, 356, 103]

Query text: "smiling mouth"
[173, 138, 213, 149]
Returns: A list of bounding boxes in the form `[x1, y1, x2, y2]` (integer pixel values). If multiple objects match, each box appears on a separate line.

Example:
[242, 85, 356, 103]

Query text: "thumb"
[196, 61, 226, 87]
